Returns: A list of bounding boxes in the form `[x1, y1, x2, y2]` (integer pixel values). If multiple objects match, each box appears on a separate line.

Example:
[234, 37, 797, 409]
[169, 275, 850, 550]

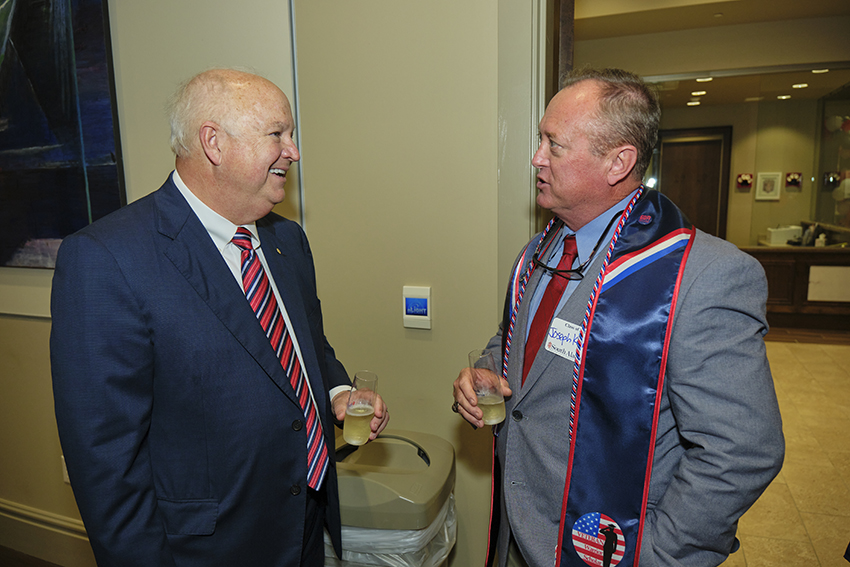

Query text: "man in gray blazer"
[452, 68, 784, 567]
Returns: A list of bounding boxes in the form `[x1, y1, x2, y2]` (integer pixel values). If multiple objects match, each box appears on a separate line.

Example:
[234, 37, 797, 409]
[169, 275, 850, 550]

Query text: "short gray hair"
[562, 67, 660, 181]
[166, 68, 258, 157]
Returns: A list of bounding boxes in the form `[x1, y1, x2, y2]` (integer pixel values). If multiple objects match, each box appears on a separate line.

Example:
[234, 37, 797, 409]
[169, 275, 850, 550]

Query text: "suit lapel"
[511, 266, 541, 402]
[153, 180, 299, 401]
[257, 224, 328, 416]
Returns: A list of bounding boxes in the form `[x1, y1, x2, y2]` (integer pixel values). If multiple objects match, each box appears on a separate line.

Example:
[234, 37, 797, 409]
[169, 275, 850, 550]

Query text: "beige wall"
[749, 100, 819, 243]
[0, 315, 93, 564]
[292, 2, 532, 565]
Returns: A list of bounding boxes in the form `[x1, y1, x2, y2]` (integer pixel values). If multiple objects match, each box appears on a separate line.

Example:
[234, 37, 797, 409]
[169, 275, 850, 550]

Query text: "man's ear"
[607, 145, 638, 186]
[200, 121, 223, 166]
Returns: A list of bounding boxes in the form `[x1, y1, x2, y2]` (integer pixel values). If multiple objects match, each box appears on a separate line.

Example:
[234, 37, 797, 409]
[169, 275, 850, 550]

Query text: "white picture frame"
[755, 172, 781, 201]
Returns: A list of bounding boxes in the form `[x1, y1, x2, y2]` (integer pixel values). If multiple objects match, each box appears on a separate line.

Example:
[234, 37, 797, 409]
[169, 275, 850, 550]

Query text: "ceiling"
[574, 0, 850, 41]
[649, 67, 850, 108]
[573, 0, 850, 108]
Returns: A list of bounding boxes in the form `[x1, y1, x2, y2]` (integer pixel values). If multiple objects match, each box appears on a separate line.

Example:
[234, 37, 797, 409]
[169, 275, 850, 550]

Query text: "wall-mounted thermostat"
[403, 286, 431, 329]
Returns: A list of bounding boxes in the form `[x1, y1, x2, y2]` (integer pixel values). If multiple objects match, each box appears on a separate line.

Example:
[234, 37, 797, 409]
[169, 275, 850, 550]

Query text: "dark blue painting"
[0, 0, 124, 268]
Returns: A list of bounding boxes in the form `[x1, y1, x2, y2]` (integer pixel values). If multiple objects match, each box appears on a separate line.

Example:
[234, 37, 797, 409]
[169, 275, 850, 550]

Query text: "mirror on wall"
[816, 82, 850, 230]
[644, 63, 850, 247]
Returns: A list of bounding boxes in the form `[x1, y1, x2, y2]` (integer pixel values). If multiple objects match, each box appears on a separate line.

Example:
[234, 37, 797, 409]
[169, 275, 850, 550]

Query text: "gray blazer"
[487, 226, 784, 567]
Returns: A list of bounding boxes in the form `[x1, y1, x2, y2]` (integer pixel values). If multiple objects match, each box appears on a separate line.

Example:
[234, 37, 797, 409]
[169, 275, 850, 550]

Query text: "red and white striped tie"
[232, 227, 328, 489]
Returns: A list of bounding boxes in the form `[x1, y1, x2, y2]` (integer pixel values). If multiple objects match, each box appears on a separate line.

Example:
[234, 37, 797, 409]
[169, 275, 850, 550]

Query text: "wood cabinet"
[742, 247, 850, 331]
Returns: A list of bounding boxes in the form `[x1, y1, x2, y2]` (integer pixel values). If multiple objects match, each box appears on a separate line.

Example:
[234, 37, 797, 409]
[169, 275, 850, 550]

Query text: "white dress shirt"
[172, 170, 348, 408]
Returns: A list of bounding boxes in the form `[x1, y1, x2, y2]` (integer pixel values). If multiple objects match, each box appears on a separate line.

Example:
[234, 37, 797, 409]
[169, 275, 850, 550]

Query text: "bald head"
[168, 69, 285, 158]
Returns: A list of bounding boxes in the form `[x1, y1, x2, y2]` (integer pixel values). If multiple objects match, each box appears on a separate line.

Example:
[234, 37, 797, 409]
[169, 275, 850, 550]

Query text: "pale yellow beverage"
[478, 393, 506, 425]
[343, 403, 375, 445]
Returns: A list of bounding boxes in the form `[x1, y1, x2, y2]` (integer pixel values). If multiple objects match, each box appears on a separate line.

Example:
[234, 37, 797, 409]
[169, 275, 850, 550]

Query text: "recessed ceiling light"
[713, 13, 724, 18]
[777, 95, 791, 100]
[691, 91, 707, 96]
[812, 69, 830, 74]
[745, 97, 764, 102]
[687, 101, 701, 106]
[696, 77, 713, 83]
[792, 83, 808, 89]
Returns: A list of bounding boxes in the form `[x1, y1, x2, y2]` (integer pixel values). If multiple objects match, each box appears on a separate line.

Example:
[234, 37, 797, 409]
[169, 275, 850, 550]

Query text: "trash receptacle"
[323, 429, 457, 567]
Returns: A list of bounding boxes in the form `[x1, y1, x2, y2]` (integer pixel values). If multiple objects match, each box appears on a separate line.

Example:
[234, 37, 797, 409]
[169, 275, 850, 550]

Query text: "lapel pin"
[276, 248, 281, 255]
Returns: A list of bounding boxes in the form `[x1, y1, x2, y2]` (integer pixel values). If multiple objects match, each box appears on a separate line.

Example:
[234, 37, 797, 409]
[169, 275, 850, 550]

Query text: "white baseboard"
[0, 498, 96, 567]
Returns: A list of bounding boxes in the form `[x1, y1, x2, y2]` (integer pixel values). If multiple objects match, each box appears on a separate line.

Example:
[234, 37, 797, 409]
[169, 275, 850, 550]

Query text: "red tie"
[522, 235, 577, 384]
[232, 228, 328, 489]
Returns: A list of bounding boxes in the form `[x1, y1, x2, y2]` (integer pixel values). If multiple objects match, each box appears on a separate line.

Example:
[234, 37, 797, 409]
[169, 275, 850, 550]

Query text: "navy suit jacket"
[51, 176, 350, 566]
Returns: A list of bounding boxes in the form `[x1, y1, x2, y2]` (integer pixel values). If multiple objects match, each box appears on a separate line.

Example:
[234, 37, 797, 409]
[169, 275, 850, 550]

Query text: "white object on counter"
[767, 225, 803, 245]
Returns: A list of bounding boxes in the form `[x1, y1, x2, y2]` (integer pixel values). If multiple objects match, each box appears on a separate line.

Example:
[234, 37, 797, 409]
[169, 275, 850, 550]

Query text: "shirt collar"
[172, 170, 259, 249]
[563, 189, 641, 266]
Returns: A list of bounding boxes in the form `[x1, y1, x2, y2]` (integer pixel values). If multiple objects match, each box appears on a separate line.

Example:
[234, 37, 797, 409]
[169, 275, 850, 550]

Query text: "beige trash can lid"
[335, 429, 456, 530]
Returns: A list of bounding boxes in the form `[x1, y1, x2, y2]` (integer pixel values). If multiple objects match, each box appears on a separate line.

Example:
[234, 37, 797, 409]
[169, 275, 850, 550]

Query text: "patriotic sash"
[499, 217, 563, 380]
[489, 189, 694, 567]
[556, 191, 693, 567]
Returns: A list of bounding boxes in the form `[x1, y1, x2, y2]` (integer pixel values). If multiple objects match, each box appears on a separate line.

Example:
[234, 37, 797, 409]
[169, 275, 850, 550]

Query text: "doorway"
[657, 127, 732, 239]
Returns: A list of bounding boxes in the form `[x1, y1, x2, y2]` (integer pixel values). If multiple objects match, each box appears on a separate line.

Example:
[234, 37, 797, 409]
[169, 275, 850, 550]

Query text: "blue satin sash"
[555, 190, 694, 567]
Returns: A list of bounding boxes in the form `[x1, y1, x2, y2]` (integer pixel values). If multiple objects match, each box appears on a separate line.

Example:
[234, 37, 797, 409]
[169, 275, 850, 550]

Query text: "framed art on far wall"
[0, 0, 124, 269]
[755, 172, 782, 201]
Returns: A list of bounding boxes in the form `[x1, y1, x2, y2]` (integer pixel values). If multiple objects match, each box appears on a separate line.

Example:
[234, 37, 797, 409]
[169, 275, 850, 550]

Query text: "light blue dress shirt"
[525, 190, 640, 339]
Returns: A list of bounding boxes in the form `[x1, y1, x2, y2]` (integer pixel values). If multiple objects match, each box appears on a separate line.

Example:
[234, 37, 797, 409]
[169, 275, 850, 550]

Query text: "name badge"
[545, 318, 582, 362]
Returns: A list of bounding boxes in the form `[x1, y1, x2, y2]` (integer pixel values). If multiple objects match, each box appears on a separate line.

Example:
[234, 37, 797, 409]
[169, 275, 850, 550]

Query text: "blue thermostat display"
[403, 286, 431, 330]
[405, 297, 428, 316]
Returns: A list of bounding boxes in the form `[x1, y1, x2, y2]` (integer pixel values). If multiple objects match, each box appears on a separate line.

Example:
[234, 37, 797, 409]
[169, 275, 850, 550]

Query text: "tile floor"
[720, 337, 850, 567]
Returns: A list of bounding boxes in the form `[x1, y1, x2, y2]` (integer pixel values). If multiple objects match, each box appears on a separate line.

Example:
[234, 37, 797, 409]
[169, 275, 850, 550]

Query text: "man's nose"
[283, 142, 300, 162]
[531, 145, 546, 167]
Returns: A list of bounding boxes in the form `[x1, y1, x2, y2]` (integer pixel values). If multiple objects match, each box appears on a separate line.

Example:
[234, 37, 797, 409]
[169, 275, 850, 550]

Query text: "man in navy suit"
[50, 68, 388, 566]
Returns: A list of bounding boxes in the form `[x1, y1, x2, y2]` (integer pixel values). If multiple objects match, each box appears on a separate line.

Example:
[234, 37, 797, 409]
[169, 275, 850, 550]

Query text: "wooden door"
[658, 127, 731, 239]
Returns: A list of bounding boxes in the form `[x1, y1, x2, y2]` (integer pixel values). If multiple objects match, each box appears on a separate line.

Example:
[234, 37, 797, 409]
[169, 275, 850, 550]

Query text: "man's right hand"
[452, 367, 512, 429]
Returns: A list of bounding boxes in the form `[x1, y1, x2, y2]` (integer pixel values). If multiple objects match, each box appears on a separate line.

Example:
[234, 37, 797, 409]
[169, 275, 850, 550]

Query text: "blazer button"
[292, 420, 303, 431]
[290, 485, 302, 496]
[512, 410, 523, 421]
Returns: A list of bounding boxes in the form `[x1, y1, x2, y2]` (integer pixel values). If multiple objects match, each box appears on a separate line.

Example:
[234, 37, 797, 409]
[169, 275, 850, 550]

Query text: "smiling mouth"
[270, 168, 287, 178]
